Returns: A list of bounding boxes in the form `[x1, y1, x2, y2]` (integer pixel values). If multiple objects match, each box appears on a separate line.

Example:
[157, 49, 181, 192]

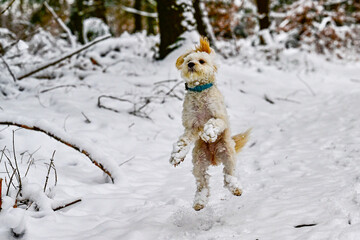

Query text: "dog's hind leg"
[216, 139, 242, 196]
[192, 140, 212, 211]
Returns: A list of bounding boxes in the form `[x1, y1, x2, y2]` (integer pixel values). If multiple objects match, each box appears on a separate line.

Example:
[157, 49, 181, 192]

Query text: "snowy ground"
[1, 34, 360, 239]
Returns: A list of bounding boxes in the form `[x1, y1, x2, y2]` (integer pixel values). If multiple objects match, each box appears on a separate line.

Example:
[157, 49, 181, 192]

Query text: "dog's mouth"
[188, 67, 196, 73]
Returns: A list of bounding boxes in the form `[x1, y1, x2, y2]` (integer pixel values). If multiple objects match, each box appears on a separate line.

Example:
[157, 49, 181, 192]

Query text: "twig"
[164, 81, 183, 100]
[97, 95, 132, 114]
[40, 85, 77, 94]
[153, 79, 178, 85]
[12, 131, 21, 189]
[0, 56, 17, 82]
[0, 121, 114, 183]
[44, 1, 76, 48]
[53, 199, 81, 211]
[296, 73, 316, 96]
[17, 34, 111, 80]
[264, 94, 275, 104]
[294, 223, 317, 228]
[44, 151, 56, 192]
[0, 178, 3, 211]
[0, 0, 16, 15]
[119, 156, 135, 167]
[81, 112, 91, 124]
[275, 97, 301, 104]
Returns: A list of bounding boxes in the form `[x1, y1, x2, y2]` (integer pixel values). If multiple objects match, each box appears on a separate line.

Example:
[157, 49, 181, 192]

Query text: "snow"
[1, 32, 360, 239]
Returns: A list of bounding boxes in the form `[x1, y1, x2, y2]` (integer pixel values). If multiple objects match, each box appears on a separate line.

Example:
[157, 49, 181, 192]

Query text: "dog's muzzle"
[188, 62, 195, 72]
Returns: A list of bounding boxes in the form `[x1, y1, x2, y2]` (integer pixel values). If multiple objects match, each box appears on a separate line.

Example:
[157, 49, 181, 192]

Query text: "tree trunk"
[256, 0, 270, 45]
[69, 0, 84, 43]
[134, 0, 142, 32]
[92, 0, 107, 24]
[156, 0, 194, 59]
[145, 0, 156, 35]
[193, 0, 216, 47]
[256, 0, 270, 30]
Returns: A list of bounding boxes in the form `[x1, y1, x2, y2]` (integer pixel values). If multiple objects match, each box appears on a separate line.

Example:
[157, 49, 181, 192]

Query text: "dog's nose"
[188, 62, 195, 68]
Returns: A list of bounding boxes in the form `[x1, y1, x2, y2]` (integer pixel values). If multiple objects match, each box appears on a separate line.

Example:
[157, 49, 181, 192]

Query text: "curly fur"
[170, 37, 249, 211]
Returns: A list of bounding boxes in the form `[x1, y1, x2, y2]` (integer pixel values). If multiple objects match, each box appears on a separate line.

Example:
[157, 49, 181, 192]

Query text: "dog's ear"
[176, 51, 192, 70]
[196, 36, 212, 54]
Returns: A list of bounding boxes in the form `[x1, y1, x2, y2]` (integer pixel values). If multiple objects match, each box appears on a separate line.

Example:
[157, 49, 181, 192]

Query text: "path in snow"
[1, 48, 360, 240]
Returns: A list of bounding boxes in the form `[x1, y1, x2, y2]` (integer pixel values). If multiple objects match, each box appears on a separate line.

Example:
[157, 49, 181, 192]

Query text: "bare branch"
[0, 122, 114, 183]
[44, 1, 76, 48]
[0, 178, 3, 211]
[121, 5, 158, 18]
[53, 199, 81, 211]
[17, 34, 111, 80]
[0, 0, 16, 15]
[0, 56, 17, 82]
[44, 150, 56, 192]
[40, 85, 77, 94]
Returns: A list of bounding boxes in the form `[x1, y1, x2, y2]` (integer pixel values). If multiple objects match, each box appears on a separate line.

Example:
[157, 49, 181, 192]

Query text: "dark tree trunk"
[256, 0, 270, 30]
[134, 0, 142, 32]
[92, 0, 107, 24]
[156, 0, 193, 59]
[69, 0, 84, 43]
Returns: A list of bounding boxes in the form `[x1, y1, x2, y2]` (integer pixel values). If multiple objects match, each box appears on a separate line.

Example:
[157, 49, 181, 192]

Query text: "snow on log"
[0, 117, 120, 183]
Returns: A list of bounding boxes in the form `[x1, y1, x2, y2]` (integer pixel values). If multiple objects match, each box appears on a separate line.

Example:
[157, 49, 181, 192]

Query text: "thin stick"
[53, 199, 82, 211]
[12, 131, 21, 188]
[40, 85, 77, 93]
[0, 178, 3, 211]
[44, 150, 56, 192]
[17, 34, 111, 80]
[0, 0, 16, 15]
[296, 73, 316, 96]
[0, 121, 114, 183]
[0, 56, 17, 82]
[44, 1, 76, 48]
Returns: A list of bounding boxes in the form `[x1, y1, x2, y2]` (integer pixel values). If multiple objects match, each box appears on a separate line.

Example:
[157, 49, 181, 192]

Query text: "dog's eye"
[199, 59, 205, 64]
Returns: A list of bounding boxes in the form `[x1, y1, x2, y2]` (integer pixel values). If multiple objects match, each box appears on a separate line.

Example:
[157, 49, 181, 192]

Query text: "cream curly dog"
[170, 37, 250, 211]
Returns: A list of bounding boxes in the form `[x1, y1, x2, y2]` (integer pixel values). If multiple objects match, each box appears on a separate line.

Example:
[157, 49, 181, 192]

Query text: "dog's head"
[176, 37, 217, 86]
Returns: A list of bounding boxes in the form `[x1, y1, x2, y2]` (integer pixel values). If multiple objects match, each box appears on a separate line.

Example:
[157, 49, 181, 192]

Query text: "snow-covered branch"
[0, 120, 115, 183]
[44, 1, 76, 49]
[121, 5, 158, 18]
[17, 34, 111, 80]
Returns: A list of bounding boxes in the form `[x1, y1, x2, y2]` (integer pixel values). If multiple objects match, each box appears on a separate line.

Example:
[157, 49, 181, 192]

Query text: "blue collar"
[185, 82, 214, 92]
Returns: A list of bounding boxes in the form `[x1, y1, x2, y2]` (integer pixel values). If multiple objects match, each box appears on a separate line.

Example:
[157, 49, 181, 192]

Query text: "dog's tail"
[232, 128, 251, 153]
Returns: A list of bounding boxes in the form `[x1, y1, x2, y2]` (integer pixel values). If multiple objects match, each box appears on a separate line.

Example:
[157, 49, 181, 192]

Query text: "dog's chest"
[183, 91, 216, 129]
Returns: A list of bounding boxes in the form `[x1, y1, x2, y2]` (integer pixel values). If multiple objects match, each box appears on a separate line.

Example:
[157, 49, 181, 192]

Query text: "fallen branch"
[0, 178, 2, 211]
[0, 56, 17, 82]
[53, 199, 81, 211]
[0, 121, 114, 183]
[40, 84, 77, 93]
[17, 34, 111, 80]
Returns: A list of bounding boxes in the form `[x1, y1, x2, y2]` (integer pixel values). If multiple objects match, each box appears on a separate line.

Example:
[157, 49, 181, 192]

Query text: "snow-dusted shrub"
[277, 0, 360, 54]
[83, 17, 111, 43]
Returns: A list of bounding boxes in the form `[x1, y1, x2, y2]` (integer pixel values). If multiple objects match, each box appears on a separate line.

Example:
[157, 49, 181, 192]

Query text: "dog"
[169, 37, 250, 211]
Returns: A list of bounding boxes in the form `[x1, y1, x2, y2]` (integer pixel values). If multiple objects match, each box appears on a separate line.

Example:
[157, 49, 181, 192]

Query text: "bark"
[69, 0, 85, 43]
[256, 0, 270, 30]
[134, 0, 143, 32]
[156, 0, 192, 59]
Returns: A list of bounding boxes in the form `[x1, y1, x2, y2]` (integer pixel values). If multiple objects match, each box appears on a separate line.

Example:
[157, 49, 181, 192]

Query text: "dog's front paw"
[200, 121, 220, 143]
[170, 139, 190, 167]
